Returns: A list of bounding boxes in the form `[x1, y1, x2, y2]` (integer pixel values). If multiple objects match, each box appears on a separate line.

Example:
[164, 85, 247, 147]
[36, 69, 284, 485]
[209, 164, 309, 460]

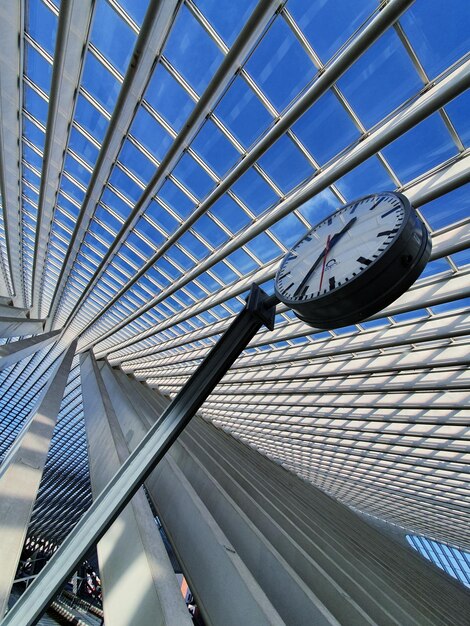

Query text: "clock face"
[277, 193, 405, 302]
[274, 192, 431, 329]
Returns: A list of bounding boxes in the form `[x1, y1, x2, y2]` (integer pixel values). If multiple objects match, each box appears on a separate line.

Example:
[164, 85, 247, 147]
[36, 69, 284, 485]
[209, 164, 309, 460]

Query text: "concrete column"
[0, 330, 61, 371]
[0, 341, 76, 617]
[102, 366, 470, 626]
[80, 352, 191, 626]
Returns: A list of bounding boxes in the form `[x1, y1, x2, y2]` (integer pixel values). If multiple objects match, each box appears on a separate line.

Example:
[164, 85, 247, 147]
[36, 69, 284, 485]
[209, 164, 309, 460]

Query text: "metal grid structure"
[0, 0, 469, 559]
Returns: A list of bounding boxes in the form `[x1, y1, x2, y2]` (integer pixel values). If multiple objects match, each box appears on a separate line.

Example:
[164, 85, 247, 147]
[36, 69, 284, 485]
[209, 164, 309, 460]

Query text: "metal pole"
[1, 285, 276, 625]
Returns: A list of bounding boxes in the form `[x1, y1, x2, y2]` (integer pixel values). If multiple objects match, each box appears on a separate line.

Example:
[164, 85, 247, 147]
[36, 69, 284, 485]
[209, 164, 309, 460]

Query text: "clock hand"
[328, 216, 357, 249]
[293, 216, 357, 297]
[318, 234, 331, 292]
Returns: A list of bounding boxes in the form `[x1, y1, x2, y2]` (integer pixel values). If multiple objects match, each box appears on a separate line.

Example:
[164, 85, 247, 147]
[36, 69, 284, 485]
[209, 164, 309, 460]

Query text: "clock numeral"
[357, 256, 372, 266]
[328, 276, 336, 290]
[377, 228, 398, 237]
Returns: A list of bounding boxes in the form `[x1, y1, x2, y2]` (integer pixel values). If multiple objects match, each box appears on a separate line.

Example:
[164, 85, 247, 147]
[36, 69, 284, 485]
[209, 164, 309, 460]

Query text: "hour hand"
[329, 216, 357, 248]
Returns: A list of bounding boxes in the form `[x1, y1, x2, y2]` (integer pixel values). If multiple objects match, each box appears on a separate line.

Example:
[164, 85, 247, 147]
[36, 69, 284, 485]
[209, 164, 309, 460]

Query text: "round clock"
[274, 192, 431, 329]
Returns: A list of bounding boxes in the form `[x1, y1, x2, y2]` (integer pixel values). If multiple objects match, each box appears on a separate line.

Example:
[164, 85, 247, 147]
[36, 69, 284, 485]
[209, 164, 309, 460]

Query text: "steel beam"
[55, 0, 283, 331]
[1, 285, 275, 625]
[45, 0, 182, 330]
[83, 56, 470, 355]
[102, 262, 470, 363]
[0, 316, 45, 338]
[0, 330, 60, 372]
[31, 0, 94, 318]
[0, 2, 23, 303]
[0, 340, 76, 618]
[69, 0, 415, 343]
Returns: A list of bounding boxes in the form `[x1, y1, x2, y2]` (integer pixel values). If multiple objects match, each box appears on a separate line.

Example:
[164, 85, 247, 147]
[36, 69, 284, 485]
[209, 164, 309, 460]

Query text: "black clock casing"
[274, 192, 431, 329]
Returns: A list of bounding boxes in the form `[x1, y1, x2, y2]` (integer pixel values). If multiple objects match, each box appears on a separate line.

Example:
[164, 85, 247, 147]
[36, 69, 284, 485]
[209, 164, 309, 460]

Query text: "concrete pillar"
[0, 330, 61, 372]
[0, 341, 76, 617]
[80, 352, 191, 626]
[102, 366, 470, 626]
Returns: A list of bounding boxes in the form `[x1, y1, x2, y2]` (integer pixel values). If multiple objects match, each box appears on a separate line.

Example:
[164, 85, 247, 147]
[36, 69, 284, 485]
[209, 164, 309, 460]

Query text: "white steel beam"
[0, 340, 76, 618]
[0, 330, 60, 372]
[44, 0, 184, 330]
[0, 2, 23, 303]
[68, 0, 415, 342]
[103, 264, 470, 363]
[85, 57, 470, 356]
[31, 0, 94, 317]
[0, 316, 45, 338]
[52, 0, 283, 333]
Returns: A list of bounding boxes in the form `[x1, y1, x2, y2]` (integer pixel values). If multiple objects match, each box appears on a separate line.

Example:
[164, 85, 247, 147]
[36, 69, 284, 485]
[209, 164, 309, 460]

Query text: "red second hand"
[318, 234, 331, 292]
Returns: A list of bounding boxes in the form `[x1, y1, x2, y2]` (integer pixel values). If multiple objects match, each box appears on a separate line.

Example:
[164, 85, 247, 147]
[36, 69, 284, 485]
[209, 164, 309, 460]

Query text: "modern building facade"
[0, 0, 469, 623]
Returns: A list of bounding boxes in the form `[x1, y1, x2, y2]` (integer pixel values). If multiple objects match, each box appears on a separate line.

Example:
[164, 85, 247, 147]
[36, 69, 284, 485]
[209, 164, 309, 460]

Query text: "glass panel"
[288, 0, 377, 63]
[130, 107, 172, 162]
[27, 0, 58, 56]
[231, 168, 278, 215]
[245, 232, 281, 263]
[445, 90, 470, 148]
[335, 156, 394, 200]
[209, 195, 251, 234]
[382, 113, 457, 183]
[24, 84, 48, 126]
[419, 182, 470, 230]
[117, 0, 149, 27]
[215, 75, 272, 148]
[192, 119, 240, 177]
[74, 93, 109, 143]
[144, 64, 194, 132]
[298, 188, 341, 225]
[173, 152, 216, 199]
[118, 139, 156, 186]
[269, 213, 307, 248]
[158, 179, 195, 219]
[400, 0, 470, 77]
[81, 53, 121, 114]
[68, 126, 99, 168]
[25, 44, 53, 94]
[108, 167, 142, 203]
[338, 29, 422, 128]
[293, 90, 359, 165]
[164, 4, 224, 94]
[194, 0, 257, 46]
[258, 134, 314, 193]
[91, 0, 136, 74]
[246, 16, 316, 112]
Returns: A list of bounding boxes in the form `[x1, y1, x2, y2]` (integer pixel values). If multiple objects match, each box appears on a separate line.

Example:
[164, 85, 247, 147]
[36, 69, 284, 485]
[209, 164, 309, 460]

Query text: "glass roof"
[0, 0, 469, 558]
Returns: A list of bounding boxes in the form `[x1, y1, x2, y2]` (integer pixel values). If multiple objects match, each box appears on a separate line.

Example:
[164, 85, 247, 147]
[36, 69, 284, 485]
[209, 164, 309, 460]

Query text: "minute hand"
[294, 216, 357, 297]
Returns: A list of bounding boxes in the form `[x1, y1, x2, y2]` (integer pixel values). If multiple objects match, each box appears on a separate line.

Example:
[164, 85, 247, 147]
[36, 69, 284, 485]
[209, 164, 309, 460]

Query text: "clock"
[274, 192, 431, 329]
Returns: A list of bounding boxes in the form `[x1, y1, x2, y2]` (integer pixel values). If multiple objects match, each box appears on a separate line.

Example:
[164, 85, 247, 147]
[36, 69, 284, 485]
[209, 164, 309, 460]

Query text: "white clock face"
[276, 193, 406, 302]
